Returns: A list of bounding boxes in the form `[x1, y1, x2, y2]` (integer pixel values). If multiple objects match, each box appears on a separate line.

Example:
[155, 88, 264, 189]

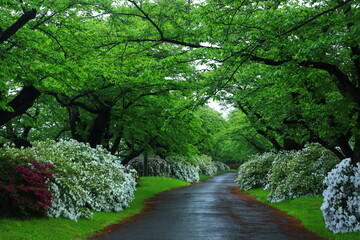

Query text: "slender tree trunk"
[142, 152, 148, 177]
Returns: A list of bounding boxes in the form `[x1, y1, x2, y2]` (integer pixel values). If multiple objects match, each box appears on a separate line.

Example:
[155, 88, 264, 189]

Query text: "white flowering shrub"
[214, 161, 230, 171]
[166, 156, 200, 182]
[26, 139, 136, 221]
[193, 155, 217, 176]
[321, 158, 360, 233]
[236, 152, 276, 191]
[267, 143, 340, 203]
[127, 156, 171, 178]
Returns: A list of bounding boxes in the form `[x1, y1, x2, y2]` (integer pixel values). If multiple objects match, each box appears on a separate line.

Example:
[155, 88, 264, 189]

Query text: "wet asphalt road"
[90, 172, 323, 240]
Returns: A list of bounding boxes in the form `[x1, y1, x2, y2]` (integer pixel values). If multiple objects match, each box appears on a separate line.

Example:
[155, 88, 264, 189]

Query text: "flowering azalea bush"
[235, 152, 276, 191]
[194, 155, 217, 176]
[321, 158, 360, 233]
[267, 143, 339, 203]
[127, 156, 171, 178]
[0, 149, 54, 218]
[26, 139, 136, 221]
[166, 156, 200, 182]
[214, 161, 230, 171]
[127, 155, 200, 182]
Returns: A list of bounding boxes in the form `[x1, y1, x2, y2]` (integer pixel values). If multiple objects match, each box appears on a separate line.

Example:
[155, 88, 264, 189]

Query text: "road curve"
[89, 172, 324, 240]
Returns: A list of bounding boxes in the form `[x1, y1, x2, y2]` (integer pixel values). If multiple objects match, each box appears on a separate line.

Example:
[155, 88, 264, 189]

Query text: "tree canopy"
[1, 0, 359, 164]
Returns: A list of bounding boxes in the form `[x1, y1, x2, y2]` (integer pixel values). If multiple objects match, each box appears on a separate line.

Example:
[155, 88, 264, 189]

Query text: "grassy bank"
[244, 189, 360, 240]
[0, 177, 190, 240]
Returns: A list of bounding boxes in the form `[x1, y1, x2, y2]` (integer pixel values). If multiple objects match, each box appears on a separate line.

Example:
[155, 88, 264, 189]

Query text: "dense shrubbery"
[166, 156, 200, 182]
[128, 156, 171, 178]
[235, 152, 276, 191]
[321, 158, 360, 233]
[194, 155, 217, 176]
[0, 150, 54, 218]
[26, 140, 137, 221]
[267, 144, 340, 202]
[127, 155, 200, 182]
[237, 143, 340, 203]
[214, 161, 230, 171]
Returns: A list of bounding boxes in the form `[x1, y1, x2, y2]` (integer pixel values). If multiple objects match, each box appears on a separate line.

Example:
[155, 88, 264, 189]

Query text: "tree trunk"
[67, 107, 86, 143]
[283, 137, 303, 151]
[142, 152, 148, 177]
[88, 109, 111, 148]
[0, 86, 41, 126]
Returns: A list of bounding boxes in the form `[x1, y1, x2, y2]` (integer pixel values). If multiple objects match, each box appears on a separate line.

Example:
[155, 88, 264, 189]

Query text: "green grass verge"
[0, 177, 190, 240]
[244, 189, 360, 240]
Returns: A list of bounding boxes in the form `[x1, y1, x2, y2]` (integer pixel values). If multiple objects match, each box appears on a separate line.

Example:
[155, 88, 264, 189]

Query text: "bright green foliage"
[236, 152, 276, 191]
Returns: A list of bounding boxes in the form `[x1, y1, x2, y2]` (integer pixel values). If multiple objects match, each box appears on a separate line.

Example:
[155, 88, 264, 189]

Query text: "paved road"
[90, 172, 324, 240]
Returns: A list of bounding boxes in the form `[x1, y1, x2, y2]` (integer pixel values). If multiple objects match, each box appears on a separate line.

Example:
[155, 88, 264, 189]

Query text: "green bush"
[214, 161, 230, 171]
[166, 156, 200, 182]
[267, 143, 340, 203]
[127, 156, 171, 178]
[235, 152, 276, 191]
[26, 139, 137, 221]
[193, 155, 217, 176]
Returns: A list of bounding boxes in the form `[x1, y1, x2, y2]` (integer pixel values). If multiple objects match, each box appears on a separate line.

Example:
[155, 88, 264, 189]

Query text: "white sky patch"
[207, 99, 234, 119]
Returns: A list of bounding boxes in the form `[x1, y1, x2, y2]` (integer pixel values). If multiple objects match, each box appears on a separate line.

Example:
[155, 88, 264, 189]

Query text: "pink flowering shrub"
[0, 150, 54, 218]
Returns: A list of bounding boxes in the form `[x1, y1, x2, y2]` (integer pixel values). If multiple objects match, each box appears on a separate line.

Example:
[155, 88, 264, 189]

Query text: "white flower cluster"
[193, 155, 217, 176]
[235, 152, 276, 191]
[214, 161, 230, 171]
[127, 155, 200, 182]
[321, 158, 360, 233]
[27, 139, 137, 221]
[267, 144, 339, 203]
[166, 156, 200, 182]
[236, 143, 340, 203]
[128, 156, 172, 178]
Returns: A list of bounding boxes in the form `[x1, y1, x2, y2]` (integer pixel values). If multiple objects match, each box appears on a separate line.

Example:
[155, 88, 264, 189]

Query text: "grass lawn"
[0, 177, 190, 240]
[244, 189, 360, 240]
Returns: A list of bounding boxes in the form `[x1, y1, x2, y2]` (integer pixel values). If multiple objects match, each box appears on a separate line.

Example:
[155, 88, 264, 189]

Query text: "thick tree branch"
[0, 85, 41, 126]
[0, 8, 37, 44]
[246, 54, 360, 103]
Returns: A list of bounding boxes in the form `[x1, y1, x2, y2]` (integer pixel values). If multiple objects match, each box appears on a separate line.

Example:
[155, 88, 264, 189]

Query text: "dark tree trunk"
[351, 116, 360, 165]
[336, 135, 353, 159]
[283, 137, 303, 151]
[67, 107, 86, 143]
[142, 152, 148, 177]
[0, 86, 41, 126]
[88, 109, 111, 148]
